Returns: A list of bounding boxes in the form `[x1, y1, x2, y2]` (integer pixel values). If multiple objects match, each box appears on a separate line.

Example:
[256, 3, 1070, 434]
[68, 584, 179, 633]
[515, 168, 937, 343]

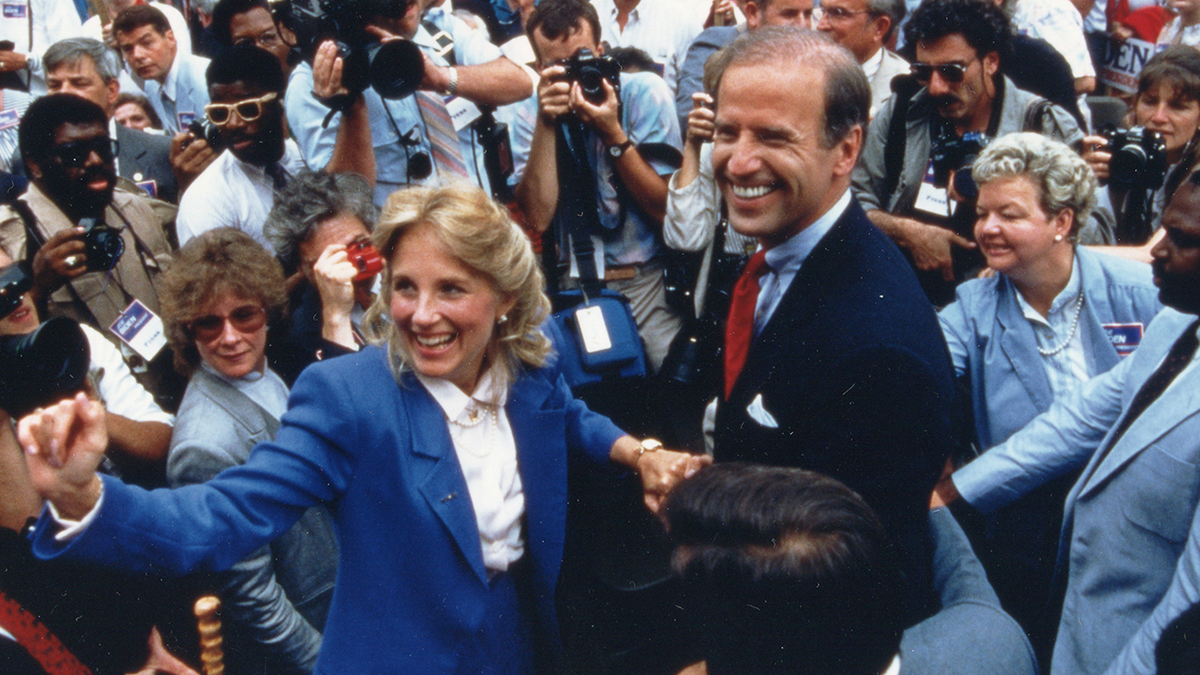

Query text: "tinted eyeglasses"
[910, 62, 969, 84]
[48, 136, 116, 168]
[187, 304, 267, 342]
[205, 92, 279, 126]
[820, 6, 876, 20]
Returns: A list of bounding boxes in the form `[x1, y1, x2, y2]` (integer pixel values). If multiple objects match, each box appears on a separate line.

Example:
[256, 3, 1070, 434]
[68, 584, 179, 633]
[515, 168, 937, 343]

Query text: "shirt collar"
[762, 189, 852, 278]
[161, 55, 180, 101]
[861, 46, 885, 82]
[1015, 254, 1081, 326]
[416, 368, 508, 421]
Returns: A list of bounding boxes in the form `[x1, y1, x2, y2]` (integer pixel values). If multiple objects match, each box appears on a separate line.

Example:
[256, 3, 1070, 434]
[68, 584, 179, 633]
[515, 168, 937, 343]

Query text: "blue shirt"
[510, 70, 682, 269]
[754, 190, 851, 335]
[285, 5, 504, 206]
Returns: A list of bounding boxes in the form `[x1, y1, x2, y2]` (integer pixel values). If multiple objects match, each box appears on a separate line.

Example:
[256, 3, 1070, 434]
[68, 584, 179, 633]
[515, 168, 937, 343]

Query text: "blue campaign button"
[1103, 323, 1144, 357]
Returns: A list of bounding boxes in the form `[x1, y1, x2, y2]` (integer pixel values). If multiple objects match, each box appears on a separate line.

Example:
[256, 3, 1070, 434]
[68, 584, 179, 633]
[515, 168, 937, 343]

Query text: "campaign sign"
[1098, 37, 1163, 93]
[1103, 322, 1144, 357]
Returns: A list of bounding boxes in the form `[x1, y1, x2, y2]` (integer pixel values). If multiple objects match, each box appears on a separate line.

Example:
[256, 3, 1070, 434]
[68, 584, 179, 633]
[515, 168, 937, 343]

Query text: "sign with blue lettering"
[1, 4, 26, 19]
[0, 108, 20, 131]
[1098, 37, 1165, 93]
[1103, 322, 1144, 357]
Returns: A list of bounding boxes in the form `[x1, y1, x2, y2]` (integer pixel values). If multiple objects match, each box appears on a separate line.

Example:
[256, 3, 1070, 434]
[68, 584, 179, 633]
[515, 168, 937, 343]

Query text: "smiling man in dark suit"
[708, 26, 954, 620]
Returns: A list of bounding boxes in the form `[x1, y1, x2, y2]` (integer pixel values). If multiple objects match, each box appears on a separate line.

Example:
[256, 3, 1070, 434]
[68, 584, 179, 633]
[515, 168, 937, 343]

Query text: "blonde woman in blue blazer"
[937, 133, 1162, 648]
[15, 185, 710, 675]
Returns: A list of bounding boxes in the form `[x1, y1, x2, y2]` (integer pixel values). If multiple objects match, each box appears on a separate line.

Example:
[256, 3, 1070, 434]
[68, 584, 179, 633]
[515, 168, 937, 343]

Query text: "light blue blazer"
[939, 247, 1162, 450]
[142, 51, 211, 134]
[30, 346, 625, 674]
[954, 308, 1200, 675]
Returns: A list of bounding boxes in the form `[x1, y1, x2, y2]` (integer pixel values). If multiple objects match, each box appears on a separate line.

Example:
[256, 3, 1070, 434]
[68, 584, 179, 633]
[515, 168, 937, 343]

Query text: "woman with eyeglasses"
[18, 185, 709, 674]
[935, 132, 1161, 649]
[1081, 46, 1200, 252]
[158, 227, 337, 675]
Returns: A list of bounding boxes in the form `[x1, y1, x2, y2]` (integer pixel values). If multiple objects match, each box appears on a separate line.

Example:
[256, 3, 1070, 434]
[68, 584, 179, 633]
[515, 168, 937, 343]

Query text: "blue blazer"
[939, 246, 1162, 450]
[142, 52, 211, 134]
[32, 346, 625, 675]
[954, 309, 1200, 675]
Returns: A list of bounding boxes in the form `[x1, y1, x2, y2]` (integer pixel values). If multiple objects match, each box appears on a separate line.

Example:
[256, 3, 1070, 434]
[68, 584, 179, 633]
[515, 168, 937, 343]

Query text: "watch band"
[608, 139, 635, 157]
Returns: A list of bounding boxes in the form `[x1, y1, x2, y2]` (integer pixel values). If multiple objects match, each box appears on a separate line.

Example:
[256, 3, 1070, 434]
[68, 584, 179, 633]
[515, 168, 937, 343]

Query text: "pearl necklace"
[446, 404, 499, 457]
[1037, 293, 1085, 357]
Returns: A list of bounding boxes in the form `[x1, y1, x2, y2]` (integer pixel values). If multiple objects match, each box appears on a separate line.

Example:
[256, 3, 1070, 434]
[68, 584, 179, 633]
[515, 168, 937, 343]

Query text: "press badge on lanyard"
[110, 299, 167, 361]
[0, 109, 19, 130]
[913, 159, 951, 219]
[1103, 323, 1144, 357]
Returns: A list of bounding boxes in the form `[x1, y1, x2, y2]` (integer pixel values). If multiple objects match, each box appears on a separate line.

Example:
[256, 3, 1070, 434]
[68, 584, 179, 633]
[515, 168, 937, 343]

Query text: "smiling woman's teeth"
[732, 185, 773, 198]
[416, 334, 455, 348]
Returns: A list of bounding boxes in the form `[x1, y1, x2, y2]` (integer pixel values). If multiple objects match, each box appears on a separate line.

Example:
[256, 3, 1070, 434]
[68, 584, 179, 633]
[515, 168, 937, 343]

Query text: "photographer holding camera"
[850, 0, 1082, 306]
[1080, 46, 1200, 251]
[284, 0, 533, 207]
[515, 0, 683, 374]
[175, 44, 373, 252]
[0, 94, 183, 408]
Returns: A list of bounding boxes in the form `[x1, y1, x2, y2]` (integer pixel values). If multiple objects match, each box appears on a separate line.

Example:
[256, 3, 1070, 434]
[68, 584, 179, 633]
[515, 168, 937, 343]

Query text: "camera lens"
[578, 66, 606, 104]
[84, 226, 125, 272]
[367, 39, 424, 100]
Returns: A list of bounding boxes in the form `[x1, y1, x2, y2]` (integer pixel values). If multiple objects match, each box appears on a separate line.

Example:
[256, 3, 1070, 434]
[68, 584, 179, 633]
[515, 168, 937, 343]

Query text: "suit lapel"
[995, 281, 1055, 412]
[403, 377, 489, 584]
[1078, 250, 1121, 376]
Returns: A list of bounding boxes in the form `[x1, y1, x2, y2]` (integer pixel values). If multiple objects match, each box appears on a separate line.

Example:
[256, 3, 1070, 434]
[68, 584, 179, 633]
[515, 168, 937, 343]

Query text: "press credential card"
[576, 305, 613, 354]
[109, 299, 167, 361]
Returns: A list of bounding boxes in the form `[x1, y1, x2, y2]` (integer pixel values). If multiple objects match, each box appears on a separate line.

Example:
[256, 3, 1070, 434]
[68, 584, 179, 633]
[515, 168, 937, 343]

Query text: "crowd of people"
[3, 0, 1200, 672]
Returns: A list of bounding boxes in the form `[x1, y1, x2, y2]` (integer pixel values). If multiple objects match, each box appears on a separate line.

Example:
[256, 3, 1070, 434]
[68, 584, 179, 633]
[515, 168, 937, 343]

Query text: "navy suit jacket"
[714, 198, 955, 615]
[116, 124, 178, 204]
[32, 346, 625, 674]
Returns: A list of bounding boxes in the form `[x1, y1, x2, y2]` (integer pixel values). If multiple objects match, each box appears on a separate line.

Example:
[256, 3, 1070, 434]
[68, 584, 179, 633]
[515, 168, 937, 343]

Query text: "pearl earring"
[1055, 234, 1064, 242]
[498, 314, 508, 325]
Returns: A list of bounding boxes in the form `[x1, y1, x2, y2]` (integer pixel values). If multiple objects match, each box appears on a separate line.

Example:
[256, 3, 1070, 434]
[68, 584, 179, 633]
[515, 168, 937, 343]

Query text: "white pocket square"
[746, 393, 779, 428]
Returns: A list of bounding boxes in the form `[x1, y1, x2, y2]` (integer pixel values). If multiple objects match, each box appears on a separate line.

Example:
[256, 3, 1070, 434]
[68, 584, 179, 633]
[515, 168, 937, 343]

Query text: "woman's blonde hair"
[362, 184, 552, 392]
[971, 132, 1097, 238]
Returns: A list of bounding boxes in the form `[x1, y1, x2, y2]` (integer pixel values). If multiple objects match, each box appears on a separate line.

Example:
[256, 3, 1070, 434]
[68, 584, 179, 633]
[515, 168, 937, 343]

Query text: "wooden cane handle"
[193, 596, 225, 675]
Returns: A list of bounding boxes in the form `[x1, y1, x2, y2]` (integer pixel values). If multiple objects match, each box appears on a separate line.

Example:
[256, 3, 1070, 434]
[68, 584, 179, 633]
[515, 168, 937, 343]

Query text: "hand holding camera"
[30, 226, 89, 296]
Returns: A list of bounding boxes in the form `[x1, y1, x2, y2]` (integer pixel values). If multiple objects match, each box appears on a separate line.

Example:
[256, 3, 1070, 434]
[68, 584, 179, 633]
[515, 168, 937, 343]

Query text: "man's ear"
[25, 156, 41, 181]
[744, 0, 762, 28]
[869, 14, 891, 44]
[981, 50, 1000, 77]
[831, 124, 863, 178]
[105, 78, 120, 111]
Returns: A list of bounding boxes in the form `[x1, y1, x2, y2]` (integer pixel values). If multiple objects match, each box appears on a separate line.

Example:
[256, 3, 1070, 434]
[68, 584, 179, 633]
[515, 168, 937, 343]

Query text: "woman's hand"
[314, 244, 360, 350]
[17, 393, 106, 521]
[637, 449, 712, 513]
[1082, 135, 1112, 182]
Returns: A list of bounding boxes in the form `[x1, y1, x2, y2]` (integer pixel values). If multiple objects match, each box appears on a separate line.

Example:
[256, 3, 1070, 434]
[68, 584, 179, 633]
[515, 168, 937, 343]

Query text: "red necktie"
[724, 250, 769, 398]
[0, 589, 92, 675]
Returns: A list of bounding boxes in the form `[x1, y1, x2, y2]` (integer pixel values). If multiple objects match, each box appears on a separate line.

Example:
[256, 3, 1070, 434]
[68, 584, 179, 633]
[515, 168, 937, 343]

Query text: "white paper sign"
[1098, 37, 1164, 93]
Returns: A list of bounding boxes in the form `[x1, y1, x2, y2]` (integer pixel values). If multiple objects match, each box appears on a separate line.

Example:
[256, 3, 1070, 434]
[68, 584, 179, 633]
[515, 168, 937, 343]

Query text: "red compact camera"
[346, 240, 383, 282]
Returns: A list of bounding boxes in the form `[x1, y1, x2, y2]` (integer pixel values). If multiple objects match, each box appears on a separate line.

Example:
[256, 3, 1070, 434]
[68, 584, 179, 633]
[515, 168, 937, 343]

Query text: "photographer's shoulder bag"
[544, 121, 647, 388]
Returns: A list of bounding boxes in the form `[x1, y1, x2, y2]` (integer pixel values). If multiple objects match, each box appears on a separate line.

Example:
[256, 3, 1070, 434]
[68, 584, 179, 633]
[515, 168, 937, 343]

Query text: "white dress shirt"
[416, 369, 526, 575]
[176, 140, 306, 252]
[589, 0, 707, 95]
[1014, 256, 1090, 400]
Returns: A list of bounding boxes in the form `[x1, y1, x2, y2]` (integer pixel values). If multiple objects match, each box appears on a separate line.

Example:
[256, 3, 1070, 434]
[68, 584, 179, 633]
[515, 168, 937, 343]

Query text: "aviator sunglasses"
[205, 92, 279, 126]
[910, 62, 969, 84]
[187, 304, 267, 342]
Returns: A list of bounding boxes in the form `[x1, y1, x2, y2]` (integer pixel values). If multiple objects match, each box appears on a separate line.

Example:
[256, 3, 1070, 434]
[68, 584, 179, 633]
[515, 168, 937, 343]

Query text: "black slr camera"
[80, 216, 124, 272]
[188, 118, 224, 152]
[271, 0, 424, 99]
[557, 49, 621, 105]
[0, 264, 91, 418]
[930, 131, 990, 200]
[1101, 126, 1168, 191]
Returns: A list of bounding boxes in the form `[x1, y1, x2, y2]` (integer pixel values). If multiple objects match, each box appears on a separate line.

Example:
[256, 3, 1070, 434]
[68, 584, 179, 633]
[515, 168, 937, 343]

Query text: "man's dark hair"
[112, 4, 172, 39]
[211, 0, 273, 47]
[525, 0, 602, 64]
[902, 0, 1011, 65]
[868, 0, 906, 42]
[19, 94, 109, 166]
[710, 27, 869, 149]
[207, 43, 285, 91]
[1159, 603, 1200, 675]
[664, 463, 905, 675]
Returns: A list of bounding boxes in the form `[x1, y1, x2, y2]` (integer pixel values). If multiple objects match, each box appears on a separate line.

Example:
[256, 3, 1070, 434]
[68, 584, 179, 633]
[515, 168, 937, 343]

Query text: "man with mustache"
[850, 0, 1082, 306]
[932, 169, 1200, 675]
[0, 93, 180, 407]
[176, 44, 372, 252]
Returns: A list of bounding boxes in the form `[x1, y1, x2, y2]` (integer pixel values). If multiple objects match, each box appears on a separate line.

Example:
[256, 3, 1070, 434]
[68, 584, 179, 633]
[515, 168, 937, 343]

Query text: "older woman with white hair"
[936, 132, 1162, 648]
[15, 184, 710, 675]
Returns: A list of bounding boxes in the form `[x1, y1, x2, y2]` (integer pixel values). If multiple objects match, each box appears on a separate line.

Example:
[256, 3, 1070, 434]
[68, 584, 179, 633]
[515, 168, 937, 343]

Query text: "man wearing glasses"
[210, 0, 298, 76]
[0, 93, 181, 406]
[814, 0, 908, 119]
[175, 44, 372, 251]
[850, 0, 1082, 306]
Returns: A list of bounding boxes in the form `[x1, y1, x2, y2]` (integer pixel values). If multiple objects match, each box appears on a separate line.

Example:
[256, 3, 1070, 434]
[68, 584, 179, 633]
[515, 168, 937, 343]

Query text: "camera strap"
[550, 120, 605, 293]
[422, 19, 456, 66]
